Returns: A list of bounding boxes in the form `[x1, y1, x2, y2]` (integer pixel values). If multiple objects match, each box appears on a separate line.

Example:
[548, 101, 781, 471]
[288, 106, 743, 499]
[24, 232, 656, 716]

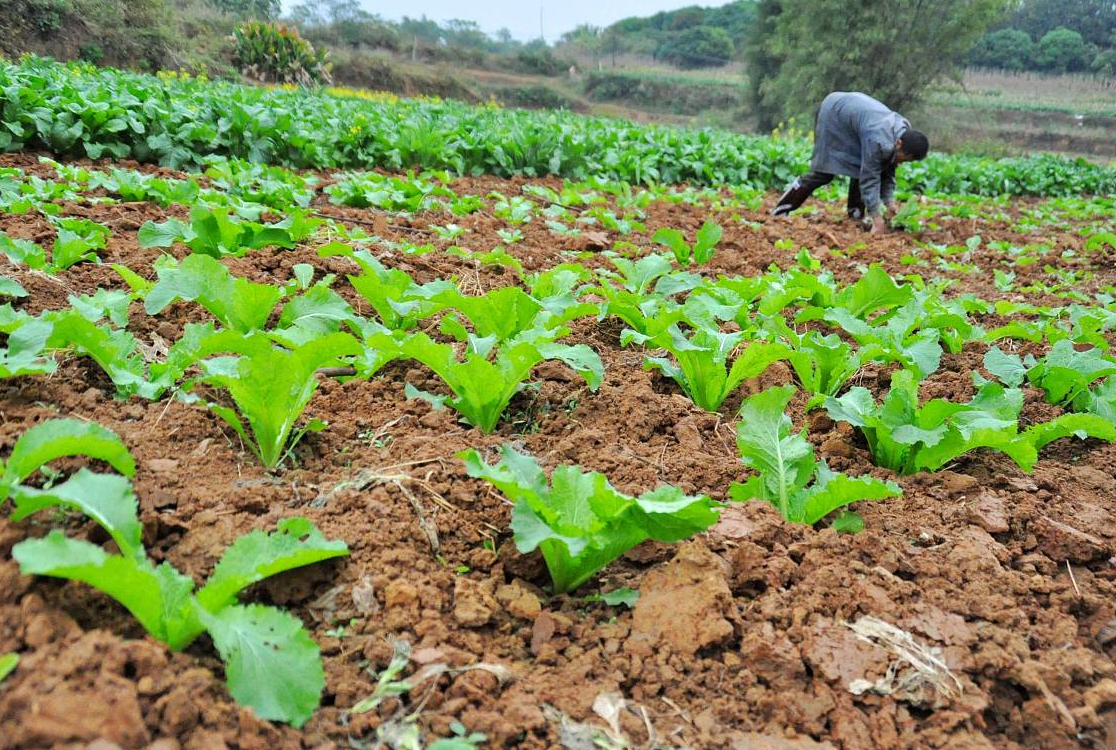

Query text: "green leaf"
[138, 217, 189, 248]
[833, 264, 912, 319]
[652, 227, 690, 265]
[832, 511, 864, 534]
[12, 532, 194, 645]
[4, 418, 135, 484]
[591, 587, 640, 608]
[145, 254, 282, 333]
[10, 469, 142, 558]
[692, 221, 723, 264]
[0, 653, 17, 684]
[0, 274, 27, 298]
[984, 347, 1027, 387]
[1025, 413, 1116, 451]
[197, 518, 349, 612]
[201, 604, 324, 727]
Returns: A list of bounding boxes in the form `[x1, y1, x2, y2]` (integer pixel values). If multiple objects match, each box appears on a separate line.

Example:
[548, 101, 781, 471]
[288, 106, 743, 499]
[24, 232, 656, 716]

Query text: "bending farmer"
[772, 92, 929, 234]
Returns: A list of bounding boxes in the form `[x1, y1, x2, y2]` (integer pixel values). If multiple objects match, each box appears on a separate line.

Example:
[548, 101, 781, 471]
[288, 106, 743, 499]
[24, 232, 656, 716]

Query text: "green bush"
[25, 0, 69, 34]
[510, 47, 571, 77]
[497, 84, 576, 110]
[658, 25, 734, 69]
[233, 20, 331, 85]
[1035, 27, 1090, 72]
[1093, 48, 1116, 77]
[968, 28, 1035, 71]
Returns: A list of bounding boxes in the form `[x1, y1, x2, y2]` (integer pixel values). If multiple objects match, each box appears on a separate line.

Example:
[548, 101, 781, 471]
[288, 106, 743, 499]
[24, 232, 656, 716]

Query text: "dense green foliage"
[748, 0, 1011, 129]
[599, 1, 756, 62]
[2, 58, 1115, 197]
[233, 20, 331, 85]
[657, 26, 735, 69]
[968, 29, 1037, 71]
[968, 0, 1116, 73]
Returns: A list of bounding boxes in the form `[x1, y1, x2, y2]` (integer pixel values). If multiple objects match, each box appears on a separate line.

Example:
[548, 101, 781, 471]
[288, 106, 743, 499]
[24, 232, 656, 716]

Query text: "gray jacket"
[811, 92, 910, 215]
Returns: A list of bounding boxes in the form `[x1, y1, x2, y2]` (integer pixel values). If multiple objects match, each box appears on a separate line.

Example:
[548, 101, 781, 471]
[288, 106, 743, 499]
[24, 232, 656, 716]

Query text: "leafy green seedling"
[653, 221, 722, 266]
[729, 385, 900, 525]
[825, 369, 1115, 474]
[889, 198, 922, 232]
[624, 325, 790, 412]
[402, 328, 602, 433]
[0, 418, 135, 509]
[460, 445, 719, 593]
[145, 254, 283, 333]
[185, 330, 361, 467]
[0, 306, 56, 379]
[4, 420, 348, 723]
[139, 205, 303, 258]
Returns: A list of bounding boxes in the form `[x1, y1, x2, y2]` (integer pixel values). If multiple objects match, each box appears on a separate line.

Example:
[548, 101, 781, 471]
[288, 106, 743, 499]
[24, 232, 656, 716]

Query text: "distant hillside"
[607, 1, 754, 66]
[558, 1, 756, 70]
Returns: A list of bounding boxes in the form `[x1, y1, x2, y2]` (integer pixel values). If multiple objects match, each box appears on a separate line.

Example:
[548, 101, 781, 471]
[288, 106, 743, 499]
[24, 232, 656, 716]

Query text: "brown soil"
[2, 154, 1116, 750]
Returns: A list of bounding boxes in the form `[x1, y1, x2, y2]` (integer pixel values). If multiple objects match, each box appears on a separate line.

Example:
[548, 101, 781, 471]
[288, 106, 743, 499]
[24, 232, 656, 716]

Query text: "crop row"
[3, 156, 1116, 730]
[3, 57, 1116, 197]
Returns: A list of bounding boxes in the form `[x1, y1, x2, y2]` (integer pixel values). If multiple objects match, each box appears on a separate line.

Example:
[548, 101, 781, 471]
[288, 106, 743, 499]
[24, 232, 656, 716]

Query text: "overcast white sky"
[284, 1, 735, 42]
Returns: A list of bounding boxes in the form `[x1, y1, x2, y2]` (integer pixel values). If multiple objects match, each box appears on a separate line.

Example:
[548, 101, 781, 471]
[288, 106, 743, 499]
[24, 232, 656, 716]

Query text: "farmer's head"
[895, 130, 929, 163]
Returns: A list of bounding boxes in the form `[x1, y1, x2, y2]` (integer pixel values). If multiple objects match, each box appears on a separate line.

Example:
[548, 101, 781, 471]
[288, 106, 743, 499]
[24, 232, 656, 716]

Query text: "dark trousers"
[772, 171, 865, 218]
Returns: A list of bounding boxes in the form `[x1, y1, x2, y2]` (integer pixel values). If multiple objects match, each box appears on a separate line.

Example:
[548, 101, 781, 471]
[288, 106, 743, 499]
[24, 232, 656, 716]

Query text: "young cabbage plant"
[0, 306, 56, 379]
[0, 221, 108, 273]
[623, 324, 790, 412]
[524, 263, 599, 323]
[780, 329, 864, 404]
[0, 418, 135, 510]
[318, 242, 451, 330]
[432, 285, 547, 342]
[652, 220, 722, 266]
[9, 443, 347, 727]
[45, 310, 164, 399]
[600, 252, 701, 296]
[138, 205, 308, 258]
[460, 445, 719, 593]
[985, 342, 1116, 425]
[824, 369, 1115, 475]
[730, 386, 900, 527]
[144, 254, 283, 333]
[402, 328, 603, 433]
[184, 330, 361, 467]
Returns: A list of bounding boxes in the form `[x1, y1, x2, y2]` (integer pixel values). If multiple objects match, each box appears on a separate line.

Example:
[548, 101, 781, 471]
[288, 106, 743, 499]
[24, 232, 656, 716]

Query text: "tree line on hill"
[968, 0, 1116, 76]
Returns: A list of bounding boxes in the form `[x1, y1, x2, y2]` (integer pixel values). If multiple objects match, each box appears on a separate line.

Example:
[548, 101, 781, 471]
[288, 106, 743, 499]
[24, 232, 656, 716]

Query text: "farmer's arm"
[880, 161, 898, 211]
[858, 139, 888, 217]
[858, 139, 890, 232]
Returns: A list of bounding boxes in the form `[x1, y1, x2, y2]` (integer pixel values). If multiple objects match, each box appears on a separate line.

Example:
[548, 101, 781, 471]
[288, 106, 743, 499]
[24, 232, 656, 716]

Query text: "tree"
[1009, 0, 1116, 47]
[969, 28, 1035, 70]
[747, 0, 1012, 131]
[1093, 47, 1116, 76]
[1035, 27, 1090, 72]
[658, 26, 734, 69]
[207, 0, 280, 19]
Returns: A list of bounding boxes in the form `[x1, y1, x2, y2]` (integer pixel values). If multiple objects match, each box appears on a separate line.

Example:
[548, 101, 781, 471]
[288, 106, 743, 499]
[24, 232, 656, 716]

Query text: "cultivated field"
[2, 58, 1116, 750]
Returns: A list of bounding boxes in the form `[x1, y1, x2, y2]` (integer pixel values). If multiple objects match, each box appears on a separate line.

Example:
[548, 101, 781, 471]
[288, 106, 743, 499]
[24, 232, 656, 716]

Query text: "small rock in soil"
[626, 540, 733, 657]
[495, 579, 541, 620]
[1035, 515, 1111, 563]
[453, 577, 497, 627]
[966, 491, 1009, 534]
